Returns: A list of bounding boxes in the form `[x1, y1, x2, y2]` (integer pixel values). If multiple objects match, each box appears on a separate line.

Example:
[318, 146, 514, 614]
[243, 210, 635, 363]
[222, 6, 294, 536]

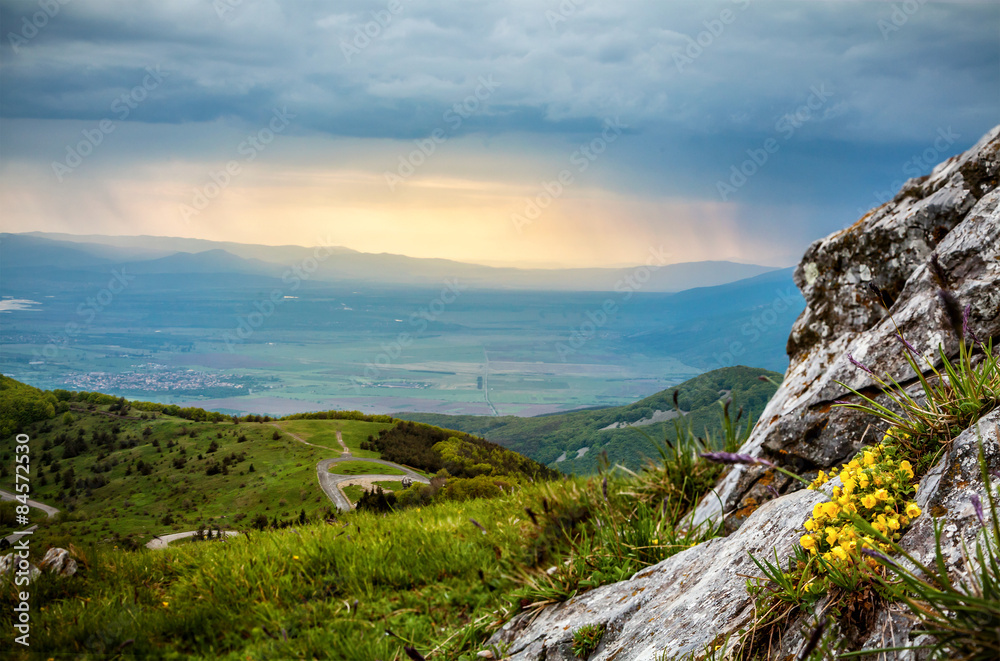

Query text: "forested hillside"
[398, 365, 781, 473]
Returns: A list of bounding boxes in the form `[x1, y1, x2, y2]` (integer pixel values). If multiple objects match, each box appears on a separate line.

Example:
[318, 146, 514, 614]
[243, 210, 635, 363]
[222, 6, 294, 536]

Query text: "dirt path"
[270, 423, 349, 456]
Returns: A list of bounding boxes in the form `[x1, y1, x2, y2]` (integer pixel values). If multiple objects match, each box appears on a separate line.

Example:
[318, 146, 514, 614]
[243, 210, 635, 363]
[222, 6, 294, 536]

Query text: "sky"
[0, 0, 997, 269]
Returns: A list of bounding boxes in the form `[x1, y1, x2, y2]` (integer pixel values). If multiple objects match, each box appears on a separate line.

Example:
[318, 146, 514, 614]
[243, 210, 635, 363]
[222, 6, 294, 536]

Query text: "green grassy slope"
[0, 370, 782, 660]
[0, 405, 341, 548]
[273, 418, 392, 458]
[397, 365, 782, 473]
[0, 377, 556, 549]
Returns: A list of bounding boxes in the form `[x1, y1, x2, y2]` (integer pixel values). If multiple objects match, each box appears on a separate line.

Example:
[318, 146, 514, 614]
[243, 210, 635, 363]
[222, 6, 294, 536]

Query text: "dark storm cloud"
[0, 0, 997, 251]
[2, 1, 995, 140]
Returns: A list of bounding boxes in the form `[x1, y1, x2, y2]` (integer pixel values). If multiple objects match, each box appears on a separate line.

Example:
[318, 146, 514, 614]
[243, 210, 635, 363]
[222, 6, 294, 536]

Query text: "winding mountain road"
[0, 489, 60, 546]
[317, 456, 430, 511]
[145, 530, 240, 550]
[2, 425, 430, 552]
[273, 424, 430, 510]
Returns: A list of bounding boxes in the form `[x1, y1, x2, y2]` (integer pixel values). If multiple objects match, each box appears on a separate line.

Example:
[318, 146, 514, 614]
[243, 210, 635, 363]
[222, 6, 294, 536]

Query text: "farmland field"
[0, 270, 802, 417]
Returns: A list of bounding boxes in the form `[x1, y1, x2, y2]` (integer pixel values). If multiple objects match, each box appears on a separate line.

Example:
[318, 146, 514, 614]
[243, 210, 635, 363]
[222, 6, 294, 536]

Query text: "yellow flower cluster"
[800, 432, 921, 570]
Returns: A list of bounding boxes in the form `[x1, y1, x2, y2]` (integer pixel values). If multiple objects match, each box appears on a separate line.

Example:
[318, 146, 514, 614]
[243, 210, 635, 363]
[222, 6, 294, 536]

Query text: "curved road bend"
[145, 530, 240, 550]
[317, 457, 430, 512]
[0, 489, 60, 546]
[275, 426, 430, 511]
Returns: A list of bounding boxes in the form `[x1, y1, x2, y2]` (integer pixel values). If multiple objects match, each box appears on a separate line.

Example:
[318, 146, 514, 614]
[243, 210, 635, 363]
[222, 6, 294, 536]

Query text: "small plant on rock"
[571, 623, 605, 659]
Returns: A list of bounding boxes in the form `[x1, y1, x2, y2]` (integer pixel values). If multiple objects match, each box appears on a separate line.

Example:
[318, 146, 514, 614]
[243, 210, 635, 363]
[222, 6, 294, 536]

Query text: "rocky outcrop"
[37, 547, 78, 577]
[0, 546, 80, 580]
[491, 411, 999, 660]
[695, 125, 1000, 529]
[492, 125, 1000, 659]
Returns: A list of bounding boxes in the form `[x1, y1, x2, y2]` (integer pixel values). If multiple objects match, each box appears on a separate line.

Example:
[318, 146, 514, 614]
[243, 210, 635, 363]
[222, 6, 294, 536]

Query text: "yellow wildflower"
[804, 518, 817, 531]
[899, 460, 914, 479]
[863, 451, 876, 467]
[826, 528, 839, 546]
[875, 488, 889, 501]
[843, 478, 856, 494]
[821, 502, 840, 518]
[858, 473, 870, 489]
[905, 502, 921, 519]
[831, 546, 849, 562]
[800, 534, 817, 550]
[861, 494, 877, 509]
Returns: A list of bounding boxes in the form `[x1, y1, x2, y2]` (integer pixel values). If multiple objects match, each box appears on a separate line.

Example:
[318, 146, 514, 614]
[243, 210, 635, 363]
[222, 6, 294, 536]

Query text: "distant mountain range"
[1, 232, 779, 292]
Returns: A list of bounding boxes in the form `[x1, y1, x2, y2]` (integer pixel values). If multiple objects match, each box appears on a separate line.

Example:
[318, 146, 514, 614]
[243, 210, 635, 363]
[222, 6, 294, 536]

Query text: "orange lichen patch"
[733, 497, 761, 520]
[757, 470, 776, 487]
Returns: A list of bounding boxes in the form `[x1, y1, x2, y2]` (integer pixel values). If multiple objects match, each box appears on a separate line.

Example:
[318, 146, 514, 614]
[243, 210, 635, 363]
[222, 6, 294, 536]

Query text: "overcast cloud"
[1, 0, 997, 267]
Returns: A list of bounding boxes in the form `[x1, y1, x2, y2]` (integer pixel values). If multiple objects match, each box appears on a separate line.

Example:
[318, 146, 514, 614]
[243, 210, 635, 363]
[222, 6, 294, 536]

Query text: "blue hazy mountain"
[3, 232, 778, 293]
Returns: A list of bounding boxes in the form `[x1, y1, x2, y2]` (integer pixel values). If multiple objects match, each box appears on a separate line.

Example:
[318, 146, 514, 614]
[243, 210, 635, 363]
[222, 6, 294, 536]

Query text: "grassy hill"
[0, 368, 782, 659]
[0, 377, 553, 549]
[397, 365, 782, 473]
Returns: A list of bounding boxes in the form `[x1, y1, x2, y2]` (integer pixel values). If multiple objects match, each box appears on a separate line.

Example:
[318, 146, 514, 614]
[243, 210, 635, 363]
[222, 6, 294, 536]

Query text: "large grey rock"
[493, 127, 1000, 660]
[492, 409, 1000, 660]
[694, 125, 1000, 528]
[491, 484, 828, 660]
[0, 552, 40, 581]
[37, 547, 78, 577]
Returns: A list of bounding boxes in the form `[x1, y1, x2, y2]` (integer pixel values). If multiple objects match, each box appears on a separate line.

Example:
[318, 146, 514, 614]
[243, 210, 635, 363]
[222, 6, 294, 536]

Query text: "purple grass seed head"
[699, 451, 775, 468]
[847, 352, 875, 376]
[962, 305, 983, 347]
[862, 547, 899, 569]
[895, 333, 919, 355]
[971, 494, 986, 527]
